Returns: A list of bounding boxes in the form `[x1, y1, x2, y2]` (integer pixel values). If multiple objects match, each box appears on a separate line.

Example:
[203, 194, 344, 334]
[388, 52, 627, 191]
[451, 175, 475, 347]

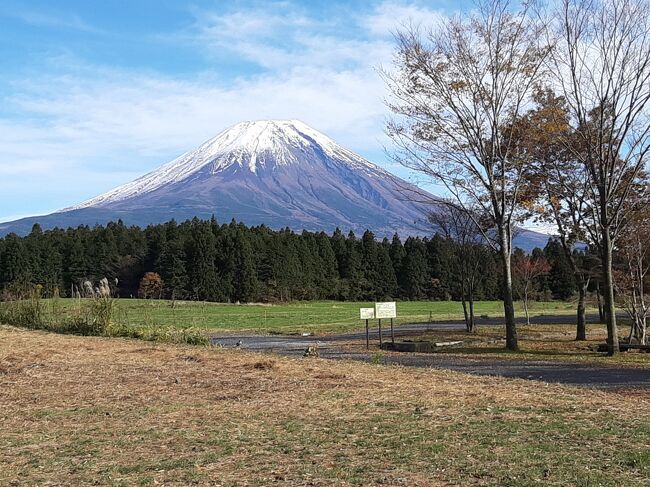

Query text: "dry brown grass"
[343, 324, 650, 368]
[1, 325, 649, 486]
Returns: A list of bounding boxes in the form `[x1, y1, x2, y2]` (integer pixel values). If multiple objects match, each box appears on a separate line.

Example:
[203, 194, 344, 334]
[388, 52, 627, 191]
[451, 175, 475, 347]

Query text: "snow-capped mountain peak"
[68, 120, 378, 210]
[1, 118, 550, 250]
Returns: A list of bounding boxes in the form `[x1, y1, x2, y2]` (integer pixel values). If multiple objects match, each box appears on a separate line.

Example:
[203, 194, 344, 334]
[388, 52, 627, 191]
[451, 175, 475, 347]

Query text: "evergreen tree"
[376, 242, 398, 299]
[544, 239, 576, 300]
[314, 232, 339, 298]
[389, 233, 407, 297]
[359, 230, 380, 299]
[185, 221, 219, 301]
[0, 215, 580, 306]
[402, 237, 430, 299]
[157, 240, 188, 300]
[232, 231, 258, 302]
[0, 234, 30, 286]
[427, 234, 455, 300]
[64, 234, 91, 293]
[342, 231, 363, 300]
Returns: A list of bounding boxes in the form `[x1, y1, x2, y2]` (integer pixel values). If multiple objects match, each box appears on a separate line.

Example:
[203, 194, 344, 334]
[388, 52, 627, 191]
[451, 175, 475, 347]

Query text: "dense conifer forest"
[0, 218, 579, 303]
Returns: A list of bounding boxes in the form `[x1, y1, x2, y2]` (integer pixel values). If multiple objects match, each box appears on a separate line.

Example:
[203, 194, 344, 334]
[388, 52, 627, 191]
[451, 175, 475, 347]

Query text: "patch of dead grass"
[0, 324, 649, 486]
[342, 323, 650, 368]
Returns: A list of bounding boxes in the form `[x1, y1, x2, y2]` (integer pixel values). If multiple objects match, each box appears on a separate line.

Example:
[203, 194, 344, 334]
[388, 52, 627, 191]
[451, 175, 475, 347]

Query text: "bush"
[138, 272, 163, 299]
[0, 286, 45, 329]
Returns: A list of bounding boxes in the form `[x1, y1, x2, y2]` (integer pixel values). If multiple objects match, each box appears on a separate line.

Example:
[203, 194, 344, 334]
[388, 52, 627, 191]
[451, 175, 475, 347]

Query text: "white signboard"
[360, 307, 375, 320]
[375, 301, 397, 319]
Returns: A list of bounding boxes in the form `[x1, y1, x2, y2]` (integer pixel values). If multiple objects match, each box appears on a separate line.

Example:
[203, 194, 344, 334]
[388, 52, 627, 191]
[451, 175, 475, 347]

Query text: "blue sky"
[0, 0, 471, 223]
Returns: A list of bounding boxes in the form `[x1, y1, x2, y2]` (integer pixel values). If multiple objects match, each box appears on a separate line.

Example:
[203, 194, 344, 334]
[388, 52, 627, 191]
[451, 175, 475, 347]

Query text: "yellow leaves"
[521, 200, 547, 215]
[449, 80, 467, 91]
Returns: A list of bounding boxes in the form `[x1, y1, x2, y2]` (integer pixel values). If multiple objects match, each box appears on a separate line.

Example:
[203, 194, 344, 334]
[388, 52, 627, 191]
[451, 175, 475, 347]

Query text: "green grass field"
[43, 298, 586, 334]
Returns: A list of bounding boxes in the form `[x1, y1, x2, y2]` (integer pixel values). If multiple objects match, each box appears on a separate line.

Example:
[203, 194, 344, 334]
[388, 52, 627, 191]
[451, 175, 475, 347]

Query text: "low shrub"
[0, 288, 209, 346]
[0, 286, 45, 329]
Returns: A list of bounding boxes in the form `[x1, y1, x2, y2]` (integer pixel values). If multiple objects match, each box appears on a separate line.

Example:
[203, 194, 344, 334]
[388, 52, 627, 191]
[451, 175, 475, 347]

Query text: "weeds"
[370, 352, 384, 365]
[0, 286, 45, 329]
[0, 287, 209, 346]
[107, 322, 210, 346]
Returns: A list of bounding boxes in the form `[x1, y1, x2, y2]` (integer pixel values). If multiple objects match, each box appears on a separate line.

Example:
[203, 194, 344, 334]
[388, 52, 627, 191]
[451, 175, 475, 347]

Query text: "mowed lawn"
[1, 326, 648, 486]
[45, 299, 583, 333]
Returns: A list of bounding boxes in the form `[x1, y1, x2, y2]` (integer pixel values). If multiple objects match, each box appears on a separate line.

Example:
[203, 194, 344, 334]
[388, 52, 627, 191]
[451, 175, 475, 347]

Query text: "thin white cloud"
[0, 0, 449, 221]
[363, 1, 445, 36]
[3, 9, 101, 33]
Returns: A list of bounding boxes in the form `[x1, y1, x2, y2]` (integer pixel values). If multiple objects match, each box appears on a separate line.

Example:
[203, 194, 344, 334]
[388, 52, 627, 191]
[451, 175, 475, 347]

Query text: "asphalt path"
[210, 314, 650, 389]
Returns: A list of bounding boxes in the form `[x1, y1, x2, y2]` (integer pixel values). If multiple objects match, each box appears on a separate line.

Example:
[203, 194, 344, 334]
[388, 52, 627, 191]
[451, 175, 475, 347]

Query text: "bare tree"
[550, 0, 650, 354]
[614, 202, 650, 345]
[385, 0, 549, 350]
[430, 202, 489, 332]
[513, 252, 552, 326]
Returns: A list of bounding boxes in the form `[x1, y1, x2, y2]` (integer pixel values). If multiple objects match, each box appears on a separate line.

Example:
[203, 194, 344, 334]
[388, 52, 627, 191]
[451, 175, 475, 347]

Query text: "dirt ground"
[1, 325, 649, 486]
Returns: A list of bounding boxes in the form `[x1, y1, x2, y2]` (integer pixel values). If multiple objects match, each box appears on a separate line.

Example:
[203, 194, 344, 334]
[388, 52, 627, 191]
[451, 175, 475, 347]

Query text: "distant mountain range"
[0, 120, 550, 250]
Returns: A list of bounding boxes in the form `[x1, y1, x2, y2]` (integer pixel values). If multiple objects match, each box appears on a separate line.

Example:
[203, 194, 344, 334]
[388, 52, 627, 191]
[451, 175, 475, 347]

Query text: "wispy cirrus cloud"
[363, 1, 445, 35]
[0, 1, 448, 222]
[1, 9, 101, 33]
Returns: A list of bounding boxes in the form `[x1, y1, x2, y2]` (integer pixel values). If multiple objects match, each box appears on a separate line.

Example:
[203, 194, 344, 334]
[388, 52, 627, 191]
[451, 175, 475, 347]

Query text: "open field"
[34, 298, 587, 334]
[1, 325, 649, 486]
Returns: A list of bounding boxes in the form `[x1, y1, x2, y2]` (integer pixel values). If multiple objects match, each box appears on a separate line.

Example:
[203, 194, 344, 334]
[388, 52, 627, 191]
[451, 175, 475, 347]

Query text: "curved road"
[210, 314, 650, 389]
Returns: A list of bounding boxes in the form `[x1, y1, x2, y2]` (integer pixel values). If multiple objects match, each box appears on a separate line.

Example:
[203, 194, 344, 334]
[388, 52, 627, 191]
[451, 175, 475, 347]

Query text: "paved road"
[210, 314, 650, 389]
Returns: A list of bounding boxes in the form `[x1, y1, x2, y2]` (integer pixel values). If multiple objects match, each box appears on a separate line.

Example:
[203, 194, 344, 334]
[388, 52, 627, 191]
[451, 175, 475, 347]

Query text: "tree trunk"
[523, 286, 530, 326]
[461, 297, 470, 332]
[468, 293, 476, 334]
[558, 234, 587, 341]
[596, 282, 605, 322]
[601, 231, 620, 355]
[500, 246, 519, 351]
[576, 279, 587, 341]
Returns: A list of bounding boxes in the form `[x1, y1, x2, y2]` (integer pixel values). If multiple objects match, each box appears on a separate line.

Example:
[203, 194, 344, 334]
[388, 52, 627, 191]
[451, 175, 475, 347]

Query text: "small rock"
[303, 346, 319, 358]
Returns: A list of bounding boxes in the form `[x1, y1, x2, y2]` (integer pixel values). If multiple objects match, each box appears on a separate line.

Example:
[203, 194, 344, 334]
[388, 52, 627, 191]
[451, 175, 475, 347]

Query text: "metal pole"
[365, 319, 369, 349]
[379, 319, 383, 348]
[391, 318, 395, 344]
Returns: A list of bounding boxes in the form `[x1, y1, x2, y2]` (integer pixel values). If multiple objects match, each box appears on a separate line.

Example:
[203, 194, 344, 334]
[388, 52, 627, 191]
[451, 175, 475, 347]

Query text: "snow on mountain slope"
[0, 119, 551, 250]
[68, 120, 381, 210]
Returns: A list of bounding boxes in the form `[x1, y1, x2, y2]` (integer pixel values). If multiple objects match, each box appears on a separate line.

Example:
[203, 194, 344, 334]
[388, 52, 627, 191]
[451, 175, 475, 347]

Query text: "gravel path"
[210, 314, 650, 389]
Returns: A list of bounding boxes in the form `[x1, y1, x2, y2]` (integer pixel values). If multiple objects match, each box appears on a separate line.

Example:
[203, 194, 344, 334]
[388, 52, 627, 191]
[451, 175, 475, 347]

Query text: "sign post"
[359, 308, 375, 350]
[366, 320, 369, 349]
[375, 302, 397, 347]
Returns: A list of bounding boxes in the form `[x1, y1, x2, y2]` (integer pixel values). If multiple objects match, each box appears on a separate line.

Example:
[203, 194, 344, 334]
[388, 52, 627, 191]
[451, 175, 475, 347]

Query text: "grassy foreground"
[43, 298, 583, 334]
[1, 326, 648, 486]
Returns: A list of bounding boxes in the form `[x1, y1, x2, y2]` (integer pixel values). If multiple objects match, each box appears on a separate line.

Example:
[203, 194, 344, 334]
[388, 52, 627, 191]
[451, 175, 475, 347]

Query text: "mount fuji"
[0, 120, 549, 249]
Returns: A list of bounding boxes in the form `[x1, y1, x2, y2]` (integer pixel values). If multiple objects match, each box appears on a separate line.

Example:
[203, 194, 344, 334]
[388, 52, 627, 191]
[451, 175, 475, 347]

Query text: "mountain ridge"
[0, 120, 550, 250]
